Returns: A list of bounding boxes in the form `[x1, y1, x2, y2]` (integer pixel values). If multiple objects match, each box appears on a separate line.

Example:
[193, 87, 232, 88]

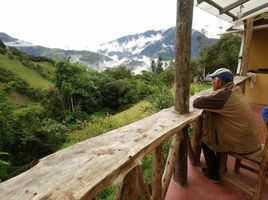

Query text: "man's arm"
[193, 89, 231, 110]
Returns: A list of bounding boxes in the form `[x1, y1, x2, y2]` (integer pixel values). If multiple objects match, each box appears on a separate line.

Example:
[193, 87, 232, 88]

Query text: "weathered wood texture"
[174, 0, 193, 114]
[152, 145, 163, 200]
[0, 108, 202, 200]
[174, 127, 188, 185]
[192, 117, 203, 165]
[162, 131, 183, 199]
[117, 167, 140, 200]
[241, 17, 253, 76]
[174, 0, 194, 185]
[0, 76, 249, 200]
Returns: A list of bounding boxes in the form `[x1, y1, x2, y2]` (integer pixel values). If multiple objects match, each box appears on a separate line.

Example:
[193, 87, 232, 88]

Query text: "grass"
[0, 54, 53, 89]
[64, 101, 157, 147]
[33, 61, 55, 79]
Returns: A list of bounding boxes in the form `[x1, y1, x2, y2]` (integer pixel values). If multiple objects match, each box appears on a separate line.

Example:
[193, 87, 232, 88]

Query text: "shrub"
[147, 85, 174, 110]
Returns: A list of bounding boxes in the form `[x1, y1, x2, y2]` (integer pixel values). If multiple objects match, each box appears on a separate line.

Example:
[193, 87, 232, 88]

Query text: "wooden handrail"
[0, 76, 249, 200]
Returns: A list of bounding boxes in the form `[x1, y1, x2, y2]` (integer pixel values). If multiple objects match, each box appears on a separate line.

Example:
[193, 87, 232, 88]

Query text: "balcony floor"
[165, 156, 268, 200]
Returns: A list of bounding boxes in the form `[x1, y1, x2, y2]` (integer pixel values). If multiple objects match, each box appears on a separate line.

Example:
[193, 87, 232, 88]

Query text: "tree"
[104, 66, 132, 80]
[54, 61, 100, 114]
[156, 56, 163, 73]
[199, 33, 241, 75]
[151, 59, 156, 72]
[101, 79, 132, 110]
[0, 39, 6, 54]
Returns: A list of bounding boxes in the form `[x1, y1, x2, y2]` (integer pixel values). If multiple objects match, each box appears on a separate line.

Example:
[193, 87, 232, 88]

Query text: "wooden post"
[192, 117, 203, 165]
[174, 127, 188, 185]
[240, 17, 253, 93]
[152, 145, 163, 200]
[162, 131, 183, 199]
[173, 0, 194, 185]
[241, 17, 254, 76]
[186, 128, 195, 165]
[116, 167, 140, 200]
[137, 167, 151, 200]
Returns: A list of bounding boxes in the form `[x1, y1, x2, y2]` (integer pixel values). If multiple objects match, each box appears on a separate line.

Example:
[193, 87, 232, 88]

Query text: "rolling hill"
[0, 54, 53, 89]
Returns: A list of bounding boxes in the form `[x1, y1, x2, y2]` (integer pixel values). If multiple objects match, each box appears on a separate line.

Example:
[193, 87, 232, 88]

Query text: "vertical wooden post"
[162, 131, 183, 199]
[173, 127, 188, 185]
[192, 117, 203, 165]
[173, 0, 194, 185]
[137, 166, 151, 200]
[116, 167, 140, 200]
[241, 17, 254, 76]
[152, 145, 163, 200]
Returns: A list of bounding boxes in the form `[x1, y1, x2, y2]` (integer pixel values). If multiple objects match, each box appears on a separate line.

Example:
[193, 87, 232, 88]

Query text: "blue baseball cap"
[207, 68, 233, 82]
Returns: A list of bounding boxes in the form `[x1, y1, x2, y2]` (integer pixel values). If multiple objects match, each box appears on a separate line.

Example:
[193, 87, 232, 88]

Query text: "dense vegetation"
[0, 33, 240, 185]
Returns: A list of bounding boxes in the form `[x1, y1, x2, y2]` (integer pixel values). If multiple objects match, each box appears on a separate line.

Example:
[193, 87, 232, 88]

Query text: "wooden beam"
[242, 3, 268, 19]
[192, 117, 203, 165]
[117, 167, 140, 200]
[137, 167, 151, 200]
[220, 0, 249, 15]
[197, 0, 238, 20]
[162, 131, 183, 199]
[241, 17, 254, 76]
[174, 0, 194, 186]
[174, 127, 188, 185]
[152, 145, 163, 200]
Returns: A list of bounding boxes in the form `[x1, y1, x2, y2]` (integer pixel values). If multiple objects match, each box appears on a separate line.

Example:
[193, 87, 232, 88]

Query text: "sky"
[0, 0, 230, 51]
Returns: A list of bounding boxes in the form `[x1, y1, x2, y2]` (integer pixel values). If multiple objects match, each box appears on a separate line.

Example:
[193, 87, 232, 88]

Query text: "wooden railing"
[0, 76, 249, 200]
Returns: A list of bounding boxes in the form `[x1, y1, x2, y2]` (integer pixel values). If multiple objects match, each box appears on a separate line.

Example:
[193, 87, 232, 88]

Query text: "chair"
[219, 123, 268, 200]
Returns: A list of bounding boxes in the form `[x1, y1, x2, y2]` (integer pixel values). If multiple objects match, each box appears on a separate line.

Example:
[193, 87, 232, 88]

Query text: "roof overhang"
[194, 0, 268, 25]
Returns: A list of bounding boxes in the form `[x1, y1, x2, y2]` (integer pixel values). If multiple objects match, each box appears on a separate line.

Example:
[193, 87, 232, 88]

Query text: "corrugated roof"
[194, 0, 268, 22]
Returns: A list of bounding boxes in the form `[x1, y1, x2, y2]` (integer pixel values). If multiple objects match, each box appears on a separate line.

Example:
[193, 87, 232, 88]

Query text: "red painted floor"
[165, 156, 268, 200]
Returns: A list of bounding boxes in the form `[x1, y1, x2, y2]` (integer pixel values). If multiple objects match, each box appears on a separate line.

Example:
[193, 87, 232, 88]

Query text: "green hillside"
[0, 54, 53, 89]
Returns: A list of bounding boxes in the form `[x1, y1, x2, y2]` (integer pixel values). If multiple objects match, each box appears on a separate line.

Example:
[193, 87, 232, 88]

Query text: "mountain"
[0, 32, 113, 71]
[1, 28, 216, 73]
[97, 27, 216, 73]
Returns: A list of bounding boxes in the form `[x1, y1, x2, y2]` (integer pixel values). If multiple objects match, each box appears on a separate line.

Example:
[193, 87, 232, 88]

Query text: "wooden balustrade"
[0, 76, 249, 200]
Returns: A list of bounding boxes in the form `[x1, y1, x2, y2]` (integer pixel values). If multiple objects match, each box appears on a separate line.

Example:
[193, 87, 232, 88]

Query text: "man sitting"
[193, 68, 261, 183]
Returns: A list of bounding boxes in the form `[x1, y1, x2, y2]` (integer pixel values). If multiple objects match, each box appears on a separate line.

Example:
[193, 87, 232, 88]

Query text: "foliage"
[55, 61, 101, 114]
[0, 152, 10, 182]
[65, 101, 156, 145]
[190, 83, 211, 95]
[0, 54, 52, 89]
[101, 78, 132, 110]
[156, 56, 164, 73]
[147, 85, 174, 110]
[151, 59, 156, 72]
[104, 65, 132, 80]
[0, 39, 6, 54]
[199, 33, 241, 75]
[0, 67, 44, 101]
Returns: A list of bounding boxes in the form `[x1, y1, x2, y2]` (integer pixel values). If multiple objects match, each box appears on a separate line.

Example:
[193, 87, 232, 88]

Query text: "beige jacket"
[193, 83, 261, 153]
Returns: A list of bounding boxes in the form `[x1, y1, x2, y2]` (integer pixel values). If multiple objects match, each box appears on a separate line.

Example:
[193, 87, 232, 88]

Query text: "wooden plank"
[152, 145, 163, 200]
[0, 107, 202, 200]
[220, 0, 249, 15]
[241, 17, 254, 76]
